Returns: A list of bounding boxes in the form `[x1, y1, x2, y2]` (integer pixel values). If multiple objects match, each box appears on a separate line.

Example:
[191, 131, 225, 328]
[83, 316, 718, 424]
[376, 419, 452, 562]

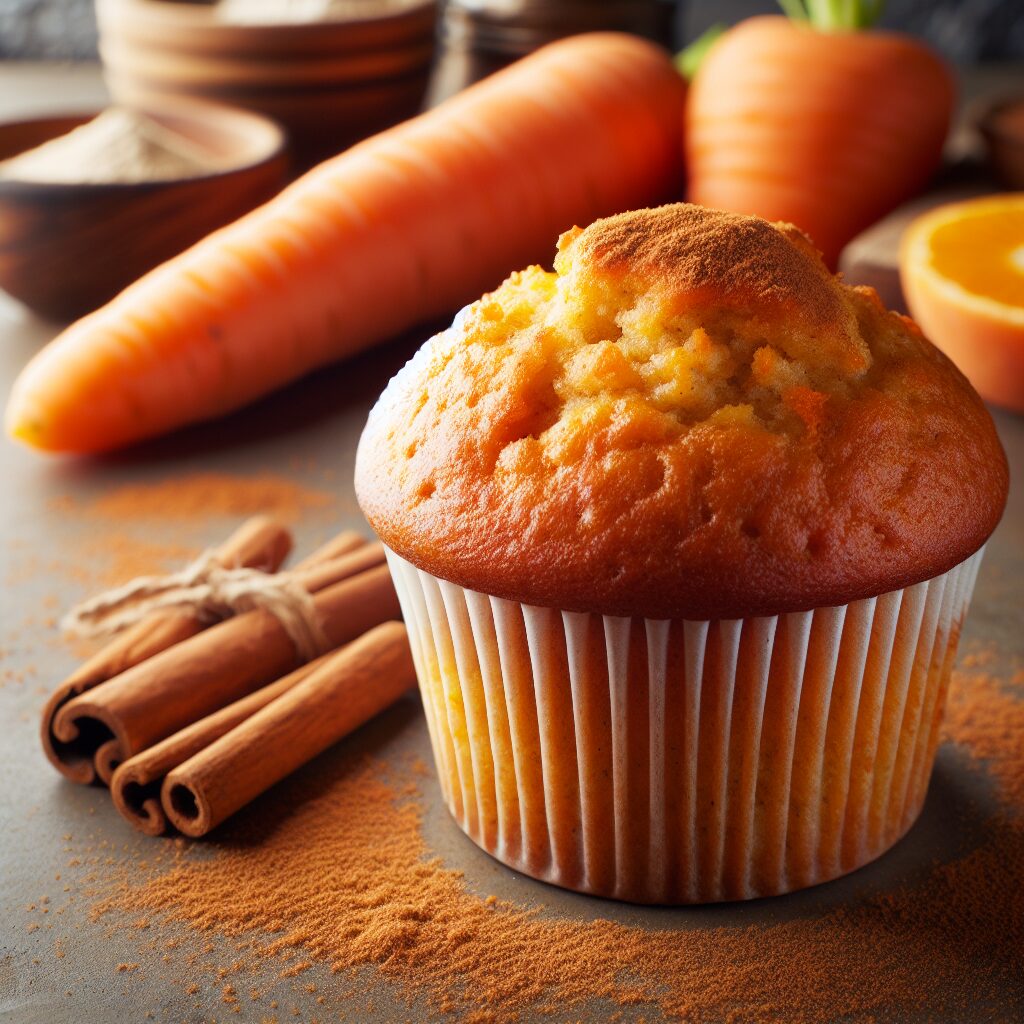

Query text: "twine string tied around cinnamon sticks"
[61, 550, 331, 661]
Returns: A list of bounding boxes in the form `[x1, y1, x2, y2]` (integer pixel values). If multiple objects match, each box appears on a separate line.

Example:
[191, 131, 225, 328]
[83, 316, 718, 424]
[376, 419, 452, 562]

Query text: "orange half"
[900, 193, 1024, 412]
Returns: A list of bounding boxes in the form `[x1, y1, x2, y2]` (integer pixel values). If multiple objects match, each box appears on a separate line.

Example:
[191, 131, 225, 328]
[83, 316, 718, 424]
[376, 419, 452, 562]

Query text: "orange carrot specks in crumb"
[783, 386, 829, 436]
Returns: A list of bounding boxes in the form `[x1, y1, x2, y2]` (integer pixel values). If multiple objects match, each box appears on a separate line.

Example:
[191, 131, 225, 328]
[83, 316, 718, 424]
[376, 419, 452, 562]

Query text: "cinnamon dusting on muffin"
[557, 206, 869, 377]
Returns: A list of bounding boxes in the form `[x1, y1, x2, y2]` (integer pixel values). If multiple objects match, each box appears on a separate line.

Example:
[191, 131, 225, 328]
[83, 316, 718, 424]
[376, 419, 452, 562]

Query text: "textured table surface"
[1, 63, 1023, 1024]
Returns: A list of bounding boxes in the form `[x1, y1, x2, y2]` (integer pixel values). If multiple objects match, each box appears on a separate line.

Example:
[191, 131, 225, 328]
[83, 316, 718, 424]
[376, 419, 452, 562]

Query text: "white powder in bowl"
[0, 108, 226, 185]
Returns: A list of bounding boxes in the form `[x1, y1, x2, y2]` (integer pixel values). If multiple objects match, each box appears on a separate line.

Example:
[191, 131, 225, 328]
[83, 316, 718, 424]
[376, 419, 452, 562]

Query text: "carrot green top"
[776, 0, 886, 30]
[677, 0, 889, 79]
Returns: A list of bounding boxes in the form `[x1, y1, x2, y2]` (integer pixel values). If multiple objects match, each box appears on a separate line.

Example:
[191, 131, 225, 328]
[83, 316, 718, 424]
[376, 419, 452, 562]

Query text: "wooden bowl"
[100, 34, 437, 90]
[0, 101, 287, 322]
[96, 0, 437, 170]
[96, 0, 438, 58]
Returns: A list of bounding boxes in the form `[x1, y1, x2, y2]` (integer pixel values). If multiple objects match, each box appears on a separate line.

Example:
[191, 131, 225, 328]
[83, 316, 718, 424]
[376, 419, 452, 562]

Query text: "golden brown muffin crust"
[355, 204, 1008, 619]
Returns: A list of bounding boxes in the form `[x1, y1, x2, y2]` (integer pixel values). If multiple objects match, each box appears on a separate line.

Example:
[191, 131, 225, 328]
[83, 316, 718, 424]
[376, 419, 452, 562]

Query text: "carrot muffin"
[355, 203, 1008, 903]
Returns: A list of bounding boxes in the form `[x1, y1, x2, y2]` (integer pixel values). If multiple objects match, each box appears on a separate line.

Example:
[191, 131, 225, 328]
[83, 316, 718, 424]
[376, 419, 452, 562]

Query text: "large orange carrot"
[685, 10, 953, 269]
[7, 33, 686, 454]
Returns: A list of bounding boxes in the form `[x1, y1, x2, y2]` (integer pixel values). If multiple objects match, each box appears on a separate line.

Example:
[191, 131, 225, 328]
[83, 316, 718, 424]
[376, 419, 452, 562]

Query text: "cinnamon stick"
[89, 536, 375, 787]
[51, 554, 396, 778]
[299, 531, 374, 567]
[162, 621, 415, 837]
[41, 515, 294, 784]
[46, 527, 370, 786]
[291, 542, 385, 595]
[111, 655, 331, 835]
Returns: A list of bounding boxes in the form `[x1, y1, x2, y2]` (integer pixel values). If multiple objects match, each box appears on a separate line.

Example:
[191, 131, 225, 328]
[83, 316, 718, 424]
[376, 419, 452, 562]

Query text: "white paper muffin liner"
[385, 546, 983, 904]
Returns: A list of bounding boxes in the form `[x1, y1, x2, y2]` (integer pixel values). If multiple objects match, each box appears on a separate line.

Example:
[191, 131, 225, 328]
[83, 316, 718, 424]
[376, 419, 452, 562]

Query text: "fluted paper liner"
[386, 547, 983, 904]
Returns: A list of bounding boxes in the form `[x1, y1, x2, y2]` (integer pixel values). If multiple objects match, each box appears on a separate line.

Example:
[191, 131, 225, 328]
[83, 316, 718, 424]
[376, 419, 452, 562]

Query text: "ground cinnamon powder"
[81, 536, 201, 588]
[12, 473, 340, 656]
[52, 472, 335, 523]
[80, 653, 1024, 1023]
[942, 663, 1024, 813]
[11, 472, 337, 607]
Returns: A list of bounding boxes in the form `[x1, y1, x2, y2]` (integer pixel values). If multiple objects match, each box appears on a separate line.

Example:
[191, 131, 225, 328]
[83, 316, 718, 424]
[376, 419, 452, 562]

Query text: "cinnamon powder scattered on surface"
[82, 656, 1024, 1024]
[7, 472, 342, 658]
[79, 536, 201, 588]
[51, 472, 335, 523]
[942, 665, 1024, 812]
[5, 536, 199, 612]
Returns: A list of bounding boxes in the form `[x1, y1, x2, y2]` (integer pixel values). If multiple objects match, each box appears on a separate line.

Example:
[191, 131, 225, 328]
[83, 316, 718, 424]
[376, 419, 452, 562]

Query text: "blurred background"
[0, 0, 1021, 380]
[3, 0, 1023, 63]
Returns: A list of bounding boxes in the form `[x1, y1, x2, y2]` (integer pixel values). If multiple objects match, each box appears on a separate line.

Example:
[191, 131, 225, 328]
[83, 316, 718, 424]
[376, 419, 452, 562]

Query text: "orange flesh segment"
[928, 207, 1024, 306]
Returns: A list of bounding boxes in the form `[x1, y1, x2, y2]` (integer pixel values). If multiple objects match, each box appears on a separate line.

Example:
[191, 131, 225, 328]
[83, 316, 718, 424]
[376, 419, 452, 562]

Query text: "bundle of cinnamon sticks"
[42, 516, 416, 837]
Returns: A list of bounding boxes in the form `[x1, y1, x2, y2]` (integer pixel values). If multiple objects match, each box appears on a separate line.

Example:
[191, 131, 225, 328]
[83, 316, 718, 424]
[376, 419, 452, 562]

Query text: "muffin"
[355, 203, 1008, 903]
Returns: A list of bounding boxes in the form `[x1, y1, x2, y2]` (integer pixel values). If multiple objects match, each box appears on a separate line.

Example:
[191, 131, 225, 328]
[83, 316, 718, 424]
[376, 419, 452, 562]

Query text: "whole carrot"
[685, 6, 953, 268]
[6, 33, 686, 454]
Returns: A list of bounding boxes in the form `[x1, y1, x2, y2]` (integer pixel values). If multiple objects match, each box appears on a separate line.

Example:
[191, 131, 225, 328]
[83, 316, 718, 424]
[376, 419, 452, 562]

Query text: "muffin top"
[355, 204, 1007, 619]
